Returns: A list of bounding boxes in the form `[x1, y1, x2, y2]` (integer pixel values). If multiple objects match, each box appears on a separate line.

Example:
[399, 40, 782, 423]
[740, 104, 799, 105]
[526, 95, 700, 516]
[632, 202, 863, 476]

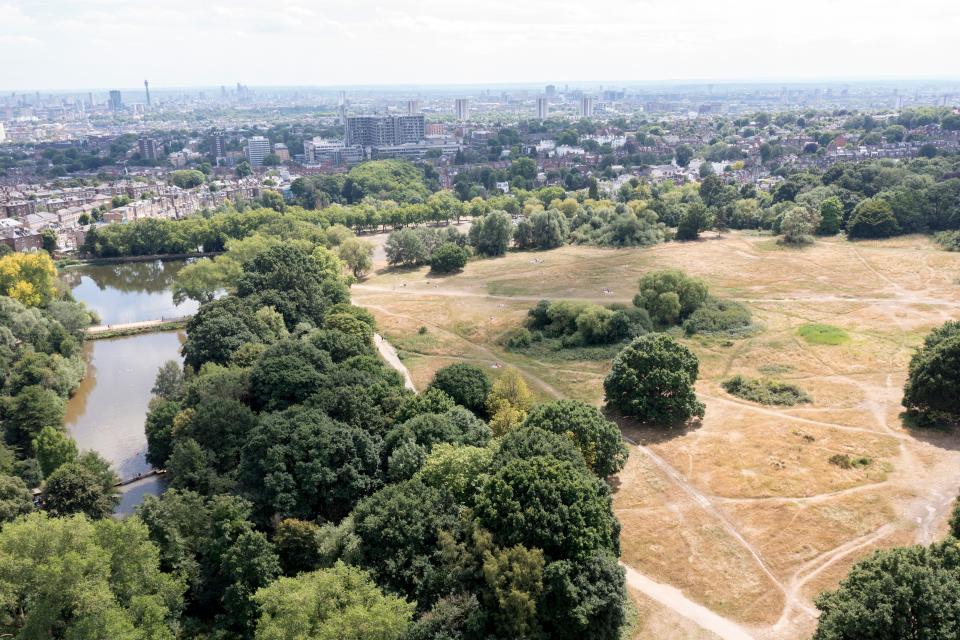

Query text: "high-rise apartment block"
[454, 98, 469, 121]
[213, 132, 227, 162]
[406, 100, 421, 115]
[545, 85, 556, 98]
[0, 122, 5, 144]
[245, 136, 271, 166]
[536, 97, 549, 119]
[580, 96, 594, 118]
[138, 136, 161, 161]
[345, 115, 425, 147]
[109, 90, 123, 111]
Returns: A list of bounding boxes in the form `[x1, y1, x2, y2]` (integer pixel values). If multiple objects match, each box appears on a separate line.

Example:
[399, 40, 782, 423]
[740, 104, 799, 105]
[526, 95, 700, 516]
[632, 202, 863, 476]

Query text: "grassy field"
[352, 231, 960, 639]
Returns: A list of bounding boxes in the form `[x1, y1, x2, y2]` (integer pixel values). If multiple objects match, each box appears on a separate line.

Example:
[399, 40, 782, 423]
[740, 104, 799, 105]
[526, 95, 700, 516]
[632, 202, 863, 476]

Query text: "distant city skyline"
[1, 0, 959, 91]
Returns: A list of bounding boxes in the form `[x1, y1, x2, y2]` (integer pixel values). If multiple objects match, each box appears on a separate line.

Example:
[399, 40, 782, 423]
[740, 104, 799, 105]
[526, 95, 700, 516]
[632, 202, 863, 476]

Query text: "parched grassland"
[353, 231, 960, 639]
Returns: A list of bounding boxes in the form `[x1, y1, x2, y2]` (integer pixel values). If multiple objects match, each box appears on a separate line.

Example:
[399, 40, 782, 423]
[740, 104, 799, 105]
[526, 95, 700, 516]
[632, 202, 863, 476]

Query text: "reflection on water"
[63, 259, 200, 325]
[65, 332, 184, 483]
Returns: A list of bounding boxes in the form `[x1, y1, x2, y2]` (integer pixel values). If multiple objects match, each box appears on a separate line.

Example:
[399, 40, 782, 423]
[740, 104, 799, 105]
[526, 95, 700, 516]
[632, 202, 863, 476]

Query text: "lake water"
[62, 259, 199, 325]
[64, 332, 184, 515]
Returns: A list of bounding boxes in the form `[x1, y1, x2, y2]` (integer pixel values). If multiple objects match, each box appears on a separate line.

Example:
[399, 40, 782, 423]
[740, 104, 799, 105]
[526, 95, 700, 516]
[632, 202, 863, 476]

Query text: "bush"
[827, 454, 871, 470]
[604, 334, 705, 424]
[683, 298, 752, 335]
[429, 242, 469, 273]
[522, 300, 637, 347]
[721, 375, 811, 406]
[935, 230, 960, 251]
[501, 327, 533, 349]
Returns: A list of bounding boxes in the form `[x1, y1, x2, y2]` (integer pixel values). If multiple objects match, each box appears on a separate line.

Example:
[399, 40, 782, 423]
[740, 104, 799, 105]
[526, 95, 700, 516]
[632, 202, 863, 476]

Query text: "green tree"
[903, 321, 960, 419]
[40, 228, 57, 253]
[239, 406, 382, 523]
[235, 160, 252, 178]
[430, 242, 469, 273]
[523, 400, 628, 477]
[429, 363, 491, 415]
[42, 454, 119, 519]
[780, 205, 822, 245]
[818, 196, 843, 235]
[475, 456, 619, 560]
[252, 562, 414, 640]
[675, 204, 713, 241]
[604, 334, 705, 424]
[338, 237, 374, 279]
[385, 228, 429, 266]
[260, 189, 286, 212]
[633, 269, 708, 326]
[847, 197, 899, 239]
[0, 474, 34, 522]
[0, 513, 185, 639]
[814, 541, 960, 640]
[5, 385, 66, 452]
[469, 211, 513, 257]
[675, 144, 694, 167]
[33, 425, 77, 477]
[170, 169, 205, 188]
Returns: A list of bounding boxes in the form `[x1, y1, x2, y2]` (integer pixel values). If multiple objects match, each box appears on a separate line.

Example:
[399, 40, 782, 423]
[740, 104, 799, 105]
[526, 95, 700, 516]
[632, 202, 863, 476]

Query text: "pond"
[62, 259, 199, 325]
[64, 331, 184, 516]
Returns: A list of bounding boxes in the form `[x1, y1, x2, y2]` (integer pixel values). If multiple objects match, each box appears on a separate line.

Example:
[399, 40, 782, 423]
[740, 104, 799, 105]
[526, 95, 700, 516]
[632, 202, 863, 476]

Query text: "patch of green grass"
[487, 280, 528, 296]
[721, 375, 812, 406]
[797, 323, 849, 345]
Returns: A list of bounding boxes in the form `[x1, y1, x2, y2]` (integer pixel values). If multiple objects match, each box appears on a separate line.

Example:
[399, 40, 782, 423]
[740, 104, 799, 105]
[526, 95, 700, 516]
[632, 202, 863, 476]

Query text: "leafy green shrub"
[797, 323, 849, 345]
[828, 454, 871, 469]
[721, 375, 811, 406]
[935, 231, 960, 251]
[501, 327, 533, 349]
[683, 299, 752, 335]
[523, 300, 640, 348]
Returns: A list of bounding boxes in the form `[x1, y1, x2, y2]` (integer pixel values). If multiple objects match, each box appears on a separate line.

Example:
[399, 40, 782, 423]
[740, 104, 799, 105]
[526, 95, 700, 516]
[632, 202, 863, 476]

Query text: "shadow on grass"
[901, 409, 960, 452]
[602, 406, 704, 446]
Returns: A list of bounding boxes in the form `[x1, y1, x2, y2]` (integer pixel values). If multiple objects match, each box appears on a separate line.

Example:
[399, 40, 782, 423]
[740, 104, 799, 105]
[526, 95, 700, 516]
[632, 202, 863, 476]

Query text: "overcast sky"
[2, 0, 960, 91]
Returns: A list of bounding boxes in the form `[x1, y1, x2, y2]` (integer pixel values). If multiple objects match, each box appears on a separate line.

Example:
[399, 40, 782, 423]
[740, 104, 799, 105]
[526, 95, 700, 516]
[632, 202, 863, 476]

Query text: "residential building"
[345, 115, 425, 147]
[455, 98, 469, 121]
[0, 122, 5, 144]
[109, 90, 122, 111]
[545, 85, 556, 98]
[580, 96, 594, 118]
[138, 136, 161, 161]
[273, 143, 290, 162]
[212, 132, 227, 164]
[425, 123, 444, 136]
[303, 138, 364, 166]
[245, 136, 271, 166]
[407, 100, 421, 115]
[536, 97, 549, 119]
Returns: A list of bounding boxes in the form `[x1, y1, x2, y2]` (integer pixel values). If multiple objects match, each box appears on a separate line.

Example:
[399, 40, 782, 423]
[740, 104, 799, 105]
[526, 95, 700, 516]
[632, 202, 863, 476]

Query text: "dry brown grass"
[356, 231, 960, 637]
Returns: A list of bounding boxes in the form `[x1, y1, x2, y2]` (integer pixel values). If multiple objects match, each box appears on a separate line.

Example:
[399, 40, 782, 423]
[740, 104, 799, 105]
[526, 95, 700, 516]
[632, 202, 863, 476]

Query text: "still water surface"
[64, 332, 184, 515]
[63, 259, 198, 324]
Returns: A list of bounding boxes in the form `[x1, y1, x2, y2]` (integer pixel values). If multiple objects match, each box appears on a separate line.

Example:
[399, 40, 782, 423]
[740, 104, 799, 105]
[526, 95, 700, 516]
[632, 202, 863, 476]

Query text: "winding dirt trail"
[373, 333, 415, 391]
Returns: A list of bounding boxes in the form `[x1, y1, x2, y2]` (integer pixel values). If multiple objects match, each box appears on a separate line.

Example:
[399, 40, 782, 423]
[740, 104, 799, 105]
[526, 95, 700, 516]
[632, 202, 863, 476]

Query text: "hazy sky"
[2, 0, 960, 91]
